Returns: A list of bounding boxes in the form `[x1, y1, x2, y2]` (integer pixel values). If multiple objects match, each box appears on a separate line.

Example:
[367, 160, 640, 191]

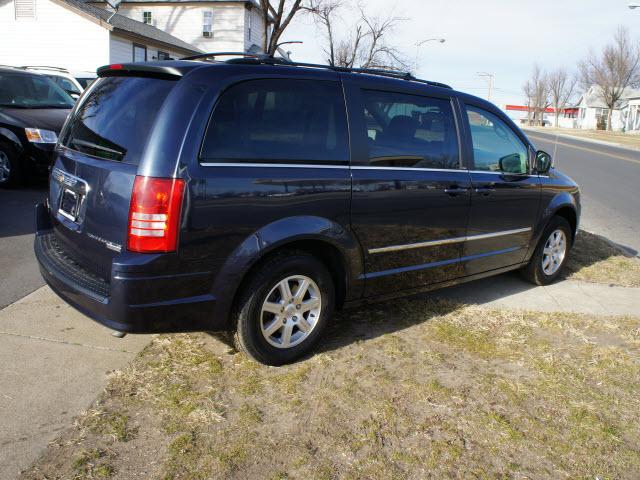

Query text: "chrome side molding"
[368, 227, 532, 254]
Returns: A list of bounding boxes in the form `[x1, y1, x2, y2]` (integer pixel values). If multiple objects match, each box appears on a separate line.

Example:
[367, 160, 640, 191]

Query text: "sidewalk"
[0, 287, 151, 480]
[432, 271, 640, 317]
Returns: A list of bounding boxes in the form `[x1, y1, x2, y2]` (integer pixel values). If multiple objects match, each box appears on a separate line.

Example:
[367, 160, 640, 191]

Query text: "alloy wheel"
[260, 275, 322, 349]
[542, 229, 567, 276]
[0, 151, 10, 184]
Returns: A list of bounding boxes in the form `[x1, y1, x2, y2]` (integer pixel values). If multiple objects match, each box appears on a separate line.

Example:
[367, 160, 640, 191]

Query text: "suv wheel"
[521, 216, 572, 285]
[234, 251, 335, 365]
[0, 144, 21, 188]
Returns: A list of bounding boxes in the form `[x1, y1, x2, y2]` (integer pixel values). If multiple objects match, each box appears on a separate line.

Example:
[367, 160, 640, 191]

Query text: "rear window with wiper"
[61, 77, 174, 163]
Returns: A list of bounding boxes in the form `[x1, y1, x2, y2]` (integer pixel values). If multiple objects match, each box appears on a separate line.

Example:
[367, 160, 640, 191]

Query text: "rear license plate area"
[59, 188, 80, 221]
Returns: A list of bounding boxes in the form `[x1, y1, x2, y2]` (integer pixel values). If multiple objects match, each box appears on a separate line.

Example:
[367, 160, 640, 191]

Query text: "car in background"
[0, 66, 74, 187]
[20, 66, 96, 100]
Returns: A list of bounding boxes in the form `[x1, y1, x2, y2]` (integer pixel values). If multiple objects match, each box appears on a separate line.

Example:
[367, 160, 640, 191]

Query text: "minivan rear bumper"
[34, 203, 221, 333]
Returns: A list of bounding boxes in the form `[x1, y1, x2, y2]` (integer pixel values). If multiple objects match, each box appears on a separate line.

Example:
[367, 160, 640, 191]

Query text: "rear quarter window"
[61, 77, 174, 164]
[200, 79, 349, 164]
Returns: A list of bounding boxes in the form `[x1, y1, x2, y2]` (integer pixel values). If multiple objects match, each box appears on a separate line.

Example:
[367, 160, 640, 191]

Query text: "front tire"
[0, 143, 22, 188]
[521, 216, 572, 285]
[234, 250, 335, 366]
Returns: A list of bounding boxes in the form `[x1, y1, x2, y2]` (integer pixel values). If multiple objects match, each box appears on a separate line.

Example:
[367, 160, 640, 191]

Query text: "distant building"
[503, 105, 578, 128]
[620, 93, 640, 134]
[87, 0, 268, 55]
[0, 0, 200, 72]
[575, 85, 640, 132]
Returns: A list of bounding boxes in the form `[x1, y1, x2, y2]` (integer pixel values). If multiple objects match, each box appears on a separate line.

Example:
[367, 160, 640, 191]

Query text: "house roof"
[579, 85, 640, 109]
[57, 0, 201, 54]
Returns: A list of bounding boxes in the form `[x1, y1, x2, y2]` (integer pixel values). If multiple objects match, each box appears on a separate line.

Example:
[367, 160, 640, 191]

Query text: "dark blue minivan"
[35, 57, 580, 364]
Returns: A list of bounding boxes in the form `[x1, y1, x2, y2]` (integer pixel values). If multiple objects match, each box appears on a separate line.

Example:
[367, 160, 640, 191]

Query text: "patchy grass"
[20, 299, 640, 480]
[564, 229, 640, 287]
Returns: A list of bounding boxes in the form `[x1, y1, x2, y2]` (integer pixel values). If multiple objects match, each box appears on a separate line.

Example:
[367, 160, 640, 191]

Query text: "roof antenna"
[105, 0, 122, 23]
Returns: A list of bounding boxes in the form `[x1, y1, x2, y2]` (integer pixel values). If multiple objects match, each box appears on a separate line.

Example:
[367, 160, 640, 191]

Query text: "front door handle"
[474, 186, 496, 196]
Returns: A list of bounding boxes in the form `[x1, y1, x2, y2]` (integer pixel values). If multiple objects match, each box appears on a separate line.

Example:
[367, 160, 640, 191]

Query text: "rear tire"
[521, 216, 572, 286]
[0, 143, 22, 188]
[233, 250, 335, 366]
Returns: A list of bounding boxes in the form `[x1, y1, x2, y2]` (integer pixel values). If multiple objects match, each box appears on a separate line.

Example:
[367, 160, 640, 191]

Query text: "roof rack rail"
[181, 52, 452, 89]
[20, 66, 70, 72]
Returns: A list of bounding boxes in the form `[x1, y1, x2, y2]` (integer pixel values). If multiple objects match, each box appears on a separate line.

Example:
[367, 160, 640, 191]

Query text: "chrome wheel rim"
[260, 275, 322, 349]
[542, 229, 567, 276]
[0, 151, 10, 183]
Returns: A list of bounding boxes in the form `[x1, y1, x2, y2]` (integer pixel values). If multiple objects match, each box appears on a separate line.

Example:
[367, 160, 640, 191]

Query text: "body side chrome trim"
[361, 246, 521, 279]
[351, 166, 468, 173]
[368, 227, 532, 254]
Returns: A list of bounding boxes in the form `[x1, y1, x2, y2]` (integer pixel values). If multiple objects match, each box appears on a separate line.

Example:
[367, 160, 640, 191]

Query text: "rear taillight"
[127, 176, 185, 253]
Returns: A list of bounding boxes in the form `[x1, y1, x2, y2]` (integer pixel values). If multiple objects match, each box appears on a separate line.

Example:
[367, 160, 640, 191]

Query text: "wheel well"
[231, 239, 349, 317]
[554, 206, 577, 242]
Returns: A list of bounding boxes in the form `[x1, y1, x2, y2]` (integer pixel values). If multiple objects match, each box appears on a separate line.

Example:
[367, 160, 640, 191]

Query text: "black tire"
[233, 250, 335, 366]
[521, 216, 572, 286]
[0, 143, 22, 188]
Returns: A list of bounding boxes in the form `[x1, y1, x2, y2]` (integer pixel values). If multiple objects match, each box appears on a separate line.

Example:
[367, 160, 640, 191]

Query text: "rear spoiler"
[97, 63, 183, 80]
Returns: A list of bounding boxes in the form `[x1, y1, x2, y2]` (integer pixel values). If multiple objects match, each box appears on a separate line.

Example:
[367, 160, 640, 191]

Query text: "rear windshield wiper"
[70, 138, 125, 160]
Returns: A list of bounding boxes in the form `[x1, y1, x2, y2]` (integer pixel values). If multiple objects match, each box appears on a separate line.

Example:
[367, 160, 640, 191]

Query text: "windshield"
[0, 72, 74, 108]
[61, 76, 175, 163]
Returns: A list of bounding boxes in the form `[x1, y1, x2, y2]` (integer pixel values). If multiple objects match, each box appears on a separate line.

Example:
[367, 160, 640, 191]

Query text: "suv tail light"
[127, 176, 185, 253]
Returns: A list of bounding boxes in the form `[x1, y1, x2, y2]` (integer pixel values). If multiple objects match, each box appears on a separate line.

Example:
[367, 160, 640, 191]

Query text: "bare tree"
[579, 26, 640, 130]
[548, 68, 577, 127]
[308, 3, 410, 71]
[306, 0, 342, 65]
[522, 64, 550, 126]
[259, 0, 304, 55]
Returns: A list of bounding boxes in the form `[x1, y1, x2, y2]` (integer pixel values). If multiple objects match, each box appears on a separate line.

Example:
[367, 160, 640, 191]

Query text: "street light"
[415, 38, 446, 71]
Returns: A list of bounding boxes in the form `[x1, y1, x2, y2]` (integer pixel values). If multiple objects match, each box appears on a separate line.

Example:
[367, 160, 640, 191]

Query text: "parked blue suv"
[35, 55, 580, 365]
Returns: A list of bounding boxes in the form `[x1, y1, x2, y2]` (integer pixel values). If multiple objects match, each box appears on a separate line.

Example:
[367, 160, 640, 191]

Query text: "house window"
[15, 0, 35, 19]
[133, 44, 147, 63]
[143, 11, 152, 25]
[248, 13, 252, 39]
[203, 10, 213, 37]
[157, 51, 170, 60]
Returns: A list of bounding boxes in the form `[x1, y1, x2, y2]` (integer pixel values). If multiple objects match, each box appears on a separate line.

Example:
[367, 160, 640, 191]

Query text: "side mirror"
[499, 153, 525, 174]
[535, 150, 553, 174]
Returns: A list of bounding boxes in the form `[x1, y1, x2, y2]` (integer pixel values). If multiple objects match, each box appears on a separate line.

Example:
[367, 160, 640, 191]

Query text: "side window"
[361, 89, 459, 169]
[466, 105, 528, 174]
[201, 80, 349, 164]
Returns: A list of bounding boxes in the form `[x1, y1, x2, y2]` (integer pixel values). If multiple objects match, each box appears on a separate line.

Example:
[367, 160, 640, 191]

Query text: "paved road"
[525, 129, 640, 255]
[0, 185, 48, 309]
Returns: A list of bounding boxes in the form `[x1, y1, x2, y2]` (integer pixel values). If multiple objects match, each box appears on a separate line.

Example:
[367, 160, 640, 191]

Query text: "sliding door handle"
[474, 186, 496, 196]
[443, 186, 470, 196]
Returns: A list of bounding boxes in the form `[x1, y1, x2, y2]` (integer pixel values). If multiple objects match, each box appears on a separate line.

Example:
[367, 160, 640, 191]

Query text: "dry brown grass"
[20, 299, 640, 480]
[526, 127, 640, 150]
[565, 230, 640, 287]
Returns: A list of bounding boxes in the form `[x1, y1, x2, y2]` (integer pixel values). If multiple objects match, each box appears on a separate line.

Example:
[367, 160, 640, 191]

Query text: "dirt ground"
[20, 296, 640, 480]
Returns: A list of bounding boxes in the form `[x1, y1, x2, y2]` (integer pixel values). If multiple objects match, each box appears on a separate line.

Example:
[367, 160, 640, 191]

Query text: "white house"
[88, 0, 268, 55]
[621, 93, 640, 134]
[0, 0, 201, 73]
[575, 85, 640, 132]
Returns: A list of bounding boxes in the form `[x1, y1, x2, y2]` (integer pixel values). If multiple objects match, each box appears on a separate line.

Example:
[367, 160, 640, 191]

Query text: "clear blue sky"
[282, 0, 639, 107]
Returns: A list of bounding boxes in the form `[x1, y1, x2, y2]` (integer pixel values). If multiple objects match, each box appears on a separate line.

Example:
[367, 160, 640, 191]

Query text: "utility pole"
[477, 72, 494, 102]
